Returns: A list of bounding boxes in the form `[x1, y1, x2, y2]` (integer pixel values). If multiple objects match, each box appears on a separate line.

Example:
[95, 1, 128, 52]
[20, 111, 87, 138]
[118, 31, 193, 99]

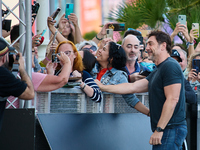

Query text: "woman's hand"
[32, 33, 42, 48]
[50, 43, 58, 51]
[57, 51, 71, 66]
[68, 13, 78, 27]
[46, 61, 57, 75]
[47, 16, 56, 30]
[188, 69, 198, 81]
[72, 70, 81, 77]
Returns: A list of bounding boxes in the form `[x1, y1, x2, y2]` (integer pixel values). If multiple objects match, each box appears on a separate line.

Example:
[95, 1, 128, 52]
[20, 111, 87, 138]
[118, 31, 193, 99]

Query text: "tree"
[109, 0, 200, 46]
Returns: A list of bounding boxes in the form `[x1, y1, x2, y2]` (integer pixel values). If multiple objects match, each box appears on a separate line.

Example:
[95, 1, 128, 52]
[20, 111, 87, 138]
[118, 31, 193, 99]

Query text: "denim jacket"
[90, 63, 140, 108]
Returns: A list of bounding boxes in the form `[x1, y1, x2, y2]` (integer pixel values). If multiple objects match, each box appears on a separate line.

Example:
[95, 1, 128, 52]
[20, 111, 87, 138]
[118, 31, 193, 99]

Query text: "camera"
[2, 19, 11, 32]
[52, 53, 60, 63]
[8, 52, 19, 70]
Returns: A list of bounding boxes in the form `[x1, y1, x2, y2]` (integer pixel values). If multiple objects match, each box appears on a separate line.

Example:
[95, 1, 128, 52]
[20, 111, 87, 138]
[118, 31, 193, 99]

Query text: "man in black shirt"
[95, 30, 187, 149]
[0, 38, 34, 130]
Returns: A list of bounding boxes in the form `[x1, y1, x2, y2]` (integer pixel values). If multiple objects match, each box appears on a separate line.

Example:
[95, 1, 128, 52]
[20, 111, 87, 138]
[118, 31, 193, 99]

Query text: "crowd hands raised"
[2, 10, 199, 106]
[170, 22, 200, 93]
[2, 8, 200, 149]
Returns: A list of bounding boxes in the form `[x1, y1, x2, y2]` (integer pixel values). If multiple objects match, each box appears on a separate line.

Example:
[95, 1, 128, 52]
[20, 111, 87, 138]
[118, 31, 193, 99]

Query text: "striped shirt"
[82, 70, 102, 102]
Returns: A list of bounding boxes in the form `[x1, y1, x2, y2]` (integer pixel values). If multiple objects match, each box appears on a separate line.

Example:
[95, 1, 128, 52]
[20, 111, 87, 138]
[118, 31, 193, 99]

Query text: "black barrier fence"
[0, 104, 199, 150]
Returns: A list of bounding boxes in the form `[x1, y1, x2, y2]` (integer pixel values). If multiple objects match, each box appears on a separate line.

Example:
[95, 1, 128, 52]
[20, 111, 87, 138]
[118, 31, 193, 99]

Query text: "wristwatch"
[155, 127, 164, 132]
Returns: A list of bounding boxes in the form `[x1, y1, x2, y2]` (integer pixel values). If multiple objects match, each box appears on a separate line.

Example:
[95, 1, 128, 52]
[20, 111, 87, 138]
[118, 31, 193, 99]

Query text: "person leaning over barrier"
[0, 38, 34, 130]
[90, 38, 150, 115]
[95, 30, 187, 150]
[46, 15, 102, 103]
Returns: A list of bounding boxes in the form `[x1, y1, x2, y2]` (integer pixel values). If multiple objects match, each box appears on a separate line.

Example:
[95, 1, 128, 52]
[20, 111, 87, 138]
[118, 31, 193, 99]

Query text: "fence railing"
[35, 87, 149, 114]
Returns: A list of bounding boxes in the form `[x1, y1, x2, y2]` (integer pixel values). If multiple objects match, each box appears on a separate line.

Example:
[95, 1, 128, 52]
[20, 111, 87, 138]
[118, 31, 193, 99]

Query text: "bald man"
[122, 35, 147, 82]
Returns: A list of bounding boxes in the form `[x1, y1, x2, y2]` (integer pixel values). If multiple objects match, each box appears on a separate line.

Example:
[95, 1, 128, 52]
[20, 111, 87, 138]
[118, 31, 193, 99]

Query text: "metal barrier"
[35, 87, 149, 114]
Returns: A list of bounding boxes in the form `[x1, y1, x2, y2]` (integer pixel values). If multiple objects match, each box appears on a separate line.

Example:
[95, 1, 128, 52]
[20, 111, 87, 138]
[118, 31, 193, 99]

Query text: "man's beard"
[127, 56, 137, 62]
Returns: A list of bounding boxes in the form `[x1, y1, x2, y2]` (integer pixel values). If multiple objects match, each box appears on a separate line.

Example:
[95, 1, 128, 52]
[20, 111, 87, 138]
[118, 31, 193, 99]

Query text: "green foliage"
[109, 0, 166, 29]
[83, 31, 98, 40]
[109, 0, 200, 46]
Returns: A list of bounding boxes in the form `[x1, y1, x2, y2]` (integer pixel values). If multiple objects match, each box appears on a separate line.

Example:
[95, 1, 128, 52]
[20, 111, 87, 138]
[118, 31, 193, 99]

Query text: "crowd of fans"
[1, 6, 200, 149]
[2, 11, 199, 107]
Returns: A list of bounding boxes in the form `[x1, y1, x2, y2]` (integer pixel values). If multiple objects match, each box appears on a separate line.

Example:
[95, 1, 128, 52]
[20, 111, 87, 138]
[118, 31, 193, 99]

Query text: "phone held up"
[51, 8, 61, 20]
[192, 59, 200, 74]
[106, 29, 113, 39]
[108, 23, 125, 31]
[178, 15, 186, 26]
[192, 23, 199, 38]
[65, 3, 74, 19]
[32, 1, 40, 25]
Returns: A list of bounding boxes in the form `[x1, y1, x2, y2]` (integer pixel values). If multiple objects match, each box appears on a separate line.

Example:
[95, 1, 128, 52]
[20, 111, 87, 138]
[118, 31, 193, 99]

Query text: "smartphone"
[52, 30, 58, 44]
[192, 59, 200, 73]
[32, 1, 40, 25]
[192, 23, 199, 38]
[139, 70, 151, 77]
[51, 8, 61, 20]
[106, 29, 113, 39]
[178, 15, 186, 26]
[108, 23, 125, 31]
[68, 77, 82, 82]
[65, 3, 74, 19]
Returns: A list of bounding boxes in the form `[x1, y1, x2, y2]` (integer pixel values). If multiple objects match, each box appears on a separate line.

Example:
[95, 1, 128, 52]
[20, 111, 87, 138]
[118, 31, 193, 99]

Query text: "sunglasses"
[81, 45, 97, 52]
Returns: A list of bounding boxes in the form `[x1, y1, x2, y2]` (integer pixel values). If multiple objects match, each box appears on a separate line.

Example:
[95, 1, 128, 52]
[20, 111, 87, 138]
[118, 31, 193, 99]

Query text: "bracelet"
[186, 41, 194, 49]
[96, 35, 103, 40]
[81, 83, 86, 90]
[45, 57, 50, 61]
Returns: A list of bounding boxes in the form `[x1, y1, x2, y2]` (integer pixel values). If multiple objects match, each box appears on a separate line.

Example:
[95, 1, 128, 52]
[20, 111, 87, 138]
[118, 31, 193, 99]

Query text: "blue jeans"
[153, 125, 187, 150]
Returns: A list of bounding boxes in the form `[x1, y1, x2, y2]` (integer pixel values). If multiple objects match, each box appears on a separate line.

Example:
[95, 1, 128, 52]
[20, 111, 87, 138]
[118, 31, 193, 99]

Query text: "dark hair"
[123, 30, 144, 45]
[56, 23, 74, 43]
[108, 42, 127, 71]
[81, 49, 96, 73]
[148, 30, 171, 54]
[10, 24, 19, 42]
[123, 30, 142, 38]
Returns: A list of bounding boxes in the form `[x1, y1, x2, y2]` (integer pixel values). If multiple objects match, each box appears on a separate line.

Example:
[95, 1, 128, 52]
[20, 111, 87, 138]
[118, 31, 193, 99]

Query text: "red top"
[97, 67, 112, 81]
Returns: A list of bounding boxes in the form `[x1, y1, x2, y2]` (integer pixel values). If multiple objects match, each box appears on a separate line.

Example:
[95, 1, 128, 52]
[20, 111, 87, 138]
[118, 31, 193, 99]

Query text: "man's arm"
[95, 78, 149, 94]
[18, 53, 35, 100]
[149, 83, 181, 145]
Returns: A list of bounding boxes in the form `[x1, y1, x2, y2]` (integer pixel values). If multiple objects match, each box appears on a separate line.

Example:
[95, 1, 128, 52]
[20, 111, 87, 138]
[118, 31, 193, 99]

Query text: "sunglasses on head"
[127, 28, 142, 34]
[81, 45, 97, 52]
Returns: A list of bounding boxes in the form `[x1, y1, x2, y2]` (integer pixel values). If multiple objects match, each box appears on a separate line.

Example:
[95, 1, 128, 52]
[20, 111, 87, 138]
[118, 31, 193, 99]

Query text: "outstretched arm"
[36, 52, 72, 92]
[47, 15, 68, 43]
[92, 23, 110, 45]
[68, 13, 84, 44]
[95, 78, 149, 94]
